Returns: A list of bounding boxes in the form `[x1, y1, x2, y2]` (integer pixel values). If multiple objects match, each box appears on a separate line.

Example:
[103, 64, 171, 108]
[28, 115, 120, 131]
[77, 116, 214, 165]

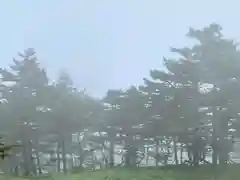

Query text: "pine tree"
[0, 48, 48, 175]
[141, 48, 204, 165]
[187, 24, 240, 165]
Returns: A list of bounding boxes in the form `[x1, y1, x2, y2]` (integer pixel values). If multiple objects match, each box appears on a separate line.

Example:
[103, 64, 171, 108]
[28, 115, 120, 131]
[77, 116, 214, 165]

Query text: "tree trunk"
[34, 139, 42, 175]
[145, 147, 149, 165]
[79, 146, 84, 169]
[22, 145, 30, 176]
[22, 139, 35, 176]
[173, 137, 178, 165]
[212, 134, 218, 166]
[125, 145, 137, 167]
[212, 106, 219, 167]
[180, 143, 183, 164]
[77, 132, 84, 169]
[124, 135, 137, 167]
[57, 141, 61, 173]
[61, 139, 67, 174]
[109, 138, 115, 168]
[30, 151, 37, 176]
[91, 150, 95, 170]
[124, 146, 131, 167]
[35, 154, 41, 175]
[131, 146, 137, 167]
[219, 117, 229, 165]
[155, 139, 159, 167]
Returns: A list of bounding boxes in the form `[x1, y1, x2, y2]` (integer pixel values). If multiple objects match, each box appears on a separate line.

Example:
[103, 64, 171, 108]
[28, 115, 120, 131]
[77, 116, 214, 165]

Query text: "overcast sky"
[0, 0, 240, 97]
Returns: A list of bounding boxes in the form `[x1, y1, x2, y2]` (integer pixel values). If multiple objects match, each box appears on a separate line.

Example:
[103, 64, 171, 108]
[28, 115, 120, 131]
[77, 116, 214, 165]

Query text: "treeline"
[1, 23, 240, 176]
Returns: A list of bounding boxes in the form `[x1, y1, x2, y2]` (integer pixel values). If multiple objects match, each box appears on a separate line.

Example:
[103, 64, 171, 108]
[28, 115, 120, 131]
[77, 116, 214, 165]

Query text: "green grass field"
[1, 166, 240, 180]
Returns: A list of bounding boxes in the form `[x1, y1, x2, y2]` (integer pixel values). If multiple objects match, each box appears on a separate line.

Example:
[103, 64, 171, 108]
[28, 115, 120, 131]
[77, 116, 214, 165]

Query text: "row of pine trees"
[1, 23, 240, 176]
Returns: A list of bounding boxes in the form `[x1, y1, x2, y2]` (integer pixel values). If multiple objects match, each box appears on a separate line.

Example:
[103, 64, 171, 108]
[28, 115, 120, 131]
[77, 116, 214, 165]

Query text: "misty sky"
[0, 0, 239, 97]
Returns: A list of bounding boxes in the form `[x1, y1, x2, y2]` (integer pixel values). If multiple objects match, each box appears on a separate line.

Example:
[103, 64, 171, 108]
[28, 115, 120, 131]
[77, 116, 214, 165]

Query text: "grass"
[2, 165, 240, 180]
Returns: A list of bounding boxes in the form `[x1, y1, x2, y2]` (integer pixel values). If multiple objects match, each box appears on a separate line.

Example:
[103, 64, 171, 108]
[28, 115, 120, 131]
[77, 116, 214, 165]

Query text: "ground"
[1, 166, 240, 180]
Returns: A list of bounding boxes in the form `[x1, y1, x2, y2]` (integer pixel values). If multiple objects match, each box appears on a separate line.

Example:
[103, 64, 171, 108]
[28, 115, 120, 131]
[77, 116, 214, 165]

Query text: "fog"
[1, 1, 240, 180]
[0, 0, 239, 97]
